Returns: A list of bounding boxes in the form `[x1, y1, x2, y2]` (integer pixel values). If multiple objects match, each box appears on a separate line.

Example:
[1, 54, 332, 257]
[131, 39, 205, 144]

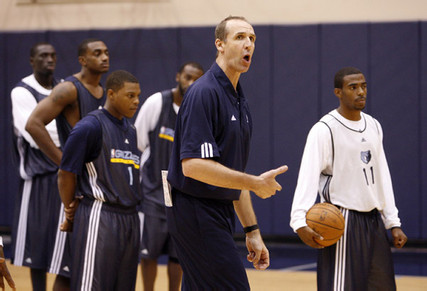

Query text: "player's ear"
[107, 88, 115, 100]
[78, 55, 86, 66]
[215, 38, 224, 54]
[334, 88, 342, 99]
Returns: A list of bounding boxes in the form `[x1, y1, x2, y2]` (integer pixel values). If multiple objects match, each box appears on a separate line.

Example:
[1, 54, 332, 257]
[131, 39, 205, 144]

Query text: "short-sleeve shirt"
[167, 62, 252, 201]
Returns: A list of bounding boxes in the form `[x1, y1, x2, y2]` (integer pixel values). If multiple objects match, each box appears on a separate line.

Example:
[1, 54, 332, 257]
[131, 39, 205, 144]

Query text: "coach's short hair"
[215, 16, 248, 42]
[106, 70, 139, 92]
[334, 67, 363, 89]
[78, 38, 103, 57]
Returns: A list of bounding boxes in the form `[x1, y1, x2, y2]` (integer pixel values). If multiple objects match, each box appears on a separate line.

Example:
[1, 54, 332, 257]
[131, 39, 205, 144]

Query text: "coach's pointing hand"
[251, 165, 288, 199]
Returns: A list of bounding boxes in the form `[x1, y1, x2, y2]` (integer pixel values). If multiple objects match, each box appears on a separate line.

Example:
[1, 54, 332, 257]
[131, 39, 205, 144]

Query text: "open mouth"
[243, 55, 250, 62]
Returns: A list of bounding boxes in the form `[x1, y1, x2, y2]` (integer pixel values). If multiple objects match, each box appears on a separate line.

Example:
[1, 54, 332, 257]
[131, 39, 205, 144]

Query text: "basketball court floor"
[2, 236, 426, 290]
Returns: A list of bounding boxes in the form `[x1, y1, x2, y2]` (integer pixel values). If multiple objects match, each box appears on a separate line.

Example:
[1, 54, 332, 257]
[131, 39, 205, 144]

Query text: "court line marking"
[279, 262, 317, 272]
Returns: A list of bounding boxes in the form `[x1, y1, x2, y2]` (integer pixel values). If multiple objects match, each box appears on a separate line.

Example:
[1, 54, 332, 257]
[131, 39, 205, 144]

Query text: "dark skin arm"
[298, 226, 408, 249]
[57, 169, 79, 232]
[296, 226, 325, 249]
[25, 81, 79, 165]
[0, 245, 16, 290]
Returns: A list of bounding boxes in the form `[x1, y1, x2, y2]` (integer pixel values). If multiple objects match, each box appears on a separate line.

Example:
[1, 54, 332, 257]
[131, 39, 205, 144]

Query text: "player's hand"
[253, 165, 288, 199]
[64, 199, 80, 222]
[297, 226, 324, 249]
[391, 227, 407, 248]
[245, 230, 270, 270]
[60, 218, 73, 232]
[0, 248, 16, 290]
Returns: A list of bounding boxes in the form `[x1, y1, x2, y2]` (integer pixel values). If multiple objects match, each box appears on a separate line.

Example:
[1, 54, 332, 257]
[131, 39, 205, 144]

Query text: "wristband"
[0, 236, 3, 247]
[243, 224, 259, 233]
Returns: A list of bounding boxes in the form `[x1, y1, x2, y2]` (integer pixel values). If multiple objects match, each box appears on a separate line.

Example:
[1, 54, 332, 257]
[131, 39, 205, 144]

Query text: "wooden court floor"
[4, 262, 427, 290]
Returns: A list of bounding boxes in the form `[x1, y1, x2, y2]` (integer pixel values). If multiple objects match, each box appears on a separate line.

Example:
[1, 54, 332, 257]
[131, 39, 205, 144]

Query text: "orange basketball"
[306, 203, 345, 247]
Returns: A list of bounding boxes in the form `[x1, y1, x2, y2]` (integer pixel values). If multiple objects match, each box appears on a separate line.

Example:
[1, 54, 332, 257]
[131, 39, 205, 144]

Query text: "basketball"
[306, 203, 345, 247]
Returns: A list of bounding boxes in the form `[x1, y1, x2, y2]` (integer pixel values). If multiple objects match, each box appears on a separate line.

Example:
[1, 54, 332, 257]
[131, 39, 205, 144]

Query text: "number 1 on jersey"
[128, 166, 133, 185]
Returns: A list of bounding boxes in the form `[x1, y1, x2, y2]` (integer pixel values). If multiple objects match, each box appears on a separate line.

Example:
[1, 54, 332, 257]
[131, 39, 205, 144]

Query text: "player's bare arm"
[26, 81, 78, 165]
[296, 226, 324, 249]
[234, 190, 270, 270]
[182, 158, 288, 199]
[57, 169, 78, 232]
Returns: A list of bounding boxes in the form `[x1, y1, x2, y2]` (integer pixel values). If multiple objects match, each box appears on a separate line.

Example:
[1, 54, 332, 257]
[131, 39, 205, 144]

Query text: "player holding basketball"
[166, 16, 288, 290]
[58, 70, 141, 290]
[290, 67, 407, 290]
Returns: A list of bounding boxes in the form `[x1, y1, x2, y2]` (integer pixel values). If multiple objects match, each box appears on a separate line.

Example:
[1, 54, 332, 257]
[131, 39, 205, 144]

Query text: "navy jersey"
[167, 62, 252, 201]
[13, 80, 59, 177]
[140, 90, 176, 217]
[56, 76, 106, 147]
[61, 109, 141, 208]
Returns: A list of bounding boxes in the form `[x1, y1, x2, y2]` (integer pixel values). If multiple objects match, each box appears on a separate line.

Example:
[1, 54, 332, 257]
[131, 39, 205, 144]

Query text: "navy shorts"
[11, 172, 69, 275]
[71, 198, 140, 291]
[166, 189, 250, 290]
[140, 213, 179, 261]
[317, 208, 396, 291]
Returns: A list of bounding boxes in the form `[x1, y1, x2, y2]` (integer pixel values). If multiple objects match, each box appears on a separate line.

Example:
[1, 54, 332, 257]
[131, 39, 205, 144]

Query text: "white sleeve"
[11, 86, 60, 148]
[375, 121, 401, 229]
[0, 236, 3, 247]
[11, 86, 40, 148]
[134, 92, 163, 152]
[290, 122, 333, 232]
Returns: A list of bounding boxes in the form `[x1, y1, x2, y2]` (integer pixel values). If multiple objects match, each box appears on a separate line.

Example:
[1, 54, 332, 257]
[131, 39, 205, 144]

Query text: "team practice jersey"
[56, 76, 106, 147]
[135, 90, 178, 217]
[290, 110, 401, 231]
[61, 109, 141, 208]
[11, 74, 60, 177]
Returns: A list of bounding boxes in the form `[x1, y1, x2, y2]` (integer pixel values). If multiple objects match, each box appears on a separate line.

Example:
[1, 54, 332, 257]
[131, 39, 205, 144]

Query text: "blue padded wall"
[0, 22, 425, 240]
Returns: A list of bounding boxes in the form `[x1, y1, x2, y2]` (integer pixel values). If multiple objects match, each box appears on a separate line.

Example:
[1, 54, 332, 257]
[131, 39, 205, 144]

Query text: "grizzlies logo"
[360, 150, 371, 164]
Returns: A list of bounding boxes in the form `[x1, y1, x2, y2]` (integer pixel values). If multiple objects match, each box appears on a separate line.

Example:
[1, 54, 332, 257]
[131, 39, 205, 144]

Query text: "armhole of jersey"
[16, 82, 39, 102]
[160, 90, 173, 109]
[319, 121, 334, 166]
[319, 121, 334, 204]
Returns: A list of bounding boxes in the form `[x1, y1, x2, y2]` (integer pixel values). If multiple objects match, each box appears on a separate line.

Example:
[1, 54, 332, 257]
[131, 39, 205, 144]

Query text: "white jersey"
[290, 109, 401, 232]
[11, 74, 60, 148]
[134, 91, 179, 162]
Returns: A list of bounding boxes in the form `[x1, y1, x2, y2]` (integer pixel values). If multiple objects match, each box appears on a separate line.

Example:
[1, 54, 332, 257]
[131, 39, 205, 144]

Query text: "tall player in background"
[134, 61, 204, 291]
[10, 42, 67, 291]
[290, 67, 407, 290]
[58, 70, 141, 290]
[26, 38, 109, 229]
